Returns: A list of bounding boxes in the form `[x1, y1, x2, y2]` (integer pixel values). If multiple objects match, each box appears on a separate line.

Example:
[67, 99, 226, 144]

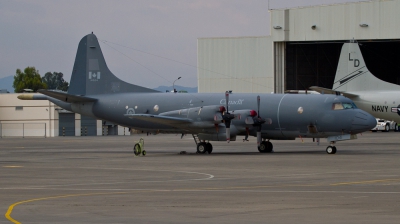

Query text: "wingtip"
[17, 94, 33, 100]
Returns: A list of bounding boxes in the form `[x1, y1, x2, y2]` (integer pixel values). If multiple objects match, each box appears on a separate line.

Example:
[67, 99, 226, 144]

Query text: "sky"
[0, 0, 368, 89]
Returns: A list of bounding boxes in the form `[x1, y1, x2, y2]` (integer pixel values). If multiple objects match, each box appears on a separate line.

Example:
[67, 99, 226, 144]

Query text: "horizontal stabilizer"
[309, 86, 358, 98]
[38, 89, 97, 103]
[124, 114, 192, 126]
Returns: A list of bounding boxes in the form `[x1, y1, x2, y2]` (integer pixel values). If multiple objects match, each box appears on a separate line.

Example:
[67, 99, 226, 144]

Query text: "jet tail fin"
[68, 33, 159, 96]
[333, 42, 400, 92]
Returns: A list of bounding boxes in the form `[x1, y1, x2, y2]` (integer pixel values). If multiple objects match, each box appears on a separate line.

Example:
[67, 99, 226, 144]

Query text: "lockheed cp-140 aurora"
[18, 34, 376, 154]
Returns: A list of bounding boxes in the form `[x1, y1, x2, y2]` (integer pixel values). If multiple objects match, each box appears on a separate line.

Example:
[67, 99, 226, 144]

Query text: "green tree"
[42, 72, 69, 91]
[13, 67, 47, 93]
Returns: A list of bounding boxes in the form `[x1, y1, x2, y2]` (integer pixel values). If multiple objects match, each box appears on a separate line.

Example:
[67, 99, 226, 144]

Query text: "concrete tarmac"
[1, 132, 400, 224]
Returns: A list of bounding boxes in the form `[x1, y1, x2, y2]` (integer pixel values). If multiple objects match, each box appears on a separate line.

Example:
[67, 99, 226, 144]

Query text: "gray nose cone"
[351, 111, 377, 133]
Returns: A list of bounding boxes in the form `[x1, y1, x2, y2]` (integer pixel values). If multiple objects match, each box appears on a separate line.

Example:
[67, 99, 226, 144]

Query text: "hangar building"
[198, 0, 400, 93]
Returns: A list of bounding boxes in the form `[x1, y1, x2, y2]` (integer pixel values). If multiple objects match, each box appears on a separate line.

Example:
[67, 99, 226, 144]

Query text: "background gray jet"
[19, 34, 376, 154]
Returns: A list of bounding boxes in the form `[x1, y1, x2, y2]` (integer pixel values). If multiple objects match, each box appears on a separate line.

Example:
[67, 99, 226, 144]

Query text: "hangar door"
[59, 113, 75, 136]
[285, 41, 400, 91]
[81, 115, 97, 136]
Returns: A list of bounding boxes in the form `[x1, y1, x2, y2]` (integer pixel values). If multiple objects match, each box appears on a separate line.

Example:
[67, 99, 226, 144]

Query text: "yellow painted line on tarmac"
[5, 192, 128, 224]
[5, 178, 400, 223]
[331, 178, 400, 186]
[2, 166, 23, 168]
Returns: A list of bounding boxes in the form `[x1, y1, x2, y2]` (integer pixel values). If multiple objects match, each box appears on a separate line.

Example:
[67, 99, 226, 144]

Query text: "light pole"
[173, 77, 181, 93]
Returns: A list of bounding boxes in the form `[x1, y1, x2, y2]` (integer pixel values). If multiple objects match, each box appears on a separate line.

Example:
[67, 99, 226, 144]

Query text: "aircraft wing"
[38, 89, 97, 103]
[124, 114, 192, 127]
[309, 86, 359, 98]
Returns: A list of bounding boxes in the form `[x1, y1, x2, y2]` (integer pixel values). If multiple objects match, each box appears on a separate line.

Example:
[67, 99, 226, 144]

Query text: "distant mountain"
[153, 85, 198, 93]
[0, 76, 14, 93]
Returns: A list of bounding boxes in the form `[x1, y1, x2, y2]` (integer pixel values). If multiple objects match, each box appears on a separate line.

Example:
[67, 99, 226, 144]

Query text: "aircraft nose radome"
[351, 111, 377, 133]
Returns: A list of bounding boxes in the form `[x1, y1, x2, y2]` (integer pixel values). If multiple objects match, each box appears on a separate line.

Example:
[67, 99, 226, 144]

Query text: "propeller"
[253, 95, 266, 147]
[222, 91, 235, 142]
[220, 93, 269, 144]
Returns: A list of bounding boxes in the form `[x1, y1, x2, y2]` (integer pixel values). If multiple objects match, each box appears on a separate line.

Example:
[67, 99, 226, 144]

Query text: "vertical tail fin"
[68, 33, 158, 96]
[333, 42, 400, 92]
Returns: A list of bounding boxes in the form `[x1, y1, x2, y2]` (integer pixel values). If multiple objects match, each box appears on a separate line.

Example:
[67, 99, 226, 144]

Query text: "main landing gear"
[193, 134, 213, 154]
[258, 140, 273, 153]
[192, 135, 274, 154]
[196, 142, 213, 154]
[326, 141, 337, 154]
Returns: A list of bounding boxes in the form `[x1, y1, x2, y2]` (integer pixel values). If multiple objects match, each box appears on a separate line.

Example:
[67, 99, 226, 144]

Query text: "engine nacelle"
[229, 109, 257, 130]
[159, 105, 225, 124]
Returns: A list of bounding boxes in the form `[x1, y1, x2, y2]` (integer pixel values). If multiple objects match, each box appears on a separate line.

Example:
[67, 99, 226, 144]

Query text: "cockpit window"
[343, 103, 355, 109]
[332, 102, 357, 110]
[332, 103, 344, 110]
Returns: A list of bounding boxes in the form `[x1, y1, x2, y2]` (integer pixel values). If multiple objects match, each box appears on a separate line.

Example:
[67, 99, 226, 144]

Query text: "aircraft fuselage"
[350, 91, 400, 123]
[70, 92, 374, 141]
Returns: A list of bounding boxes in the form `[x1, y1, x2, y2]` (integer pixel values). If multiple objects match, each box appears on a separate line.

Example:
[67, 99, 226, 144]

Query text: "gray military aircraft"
[18, 34, 376, 154]
[310, 41, 400, 129]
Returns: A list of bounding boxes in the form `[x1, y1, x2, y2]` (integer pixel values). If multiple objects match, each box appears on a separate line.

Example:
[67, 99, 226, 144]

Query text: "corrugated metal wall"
[271, 0, 400, 41]
[197, 37, 273, 93]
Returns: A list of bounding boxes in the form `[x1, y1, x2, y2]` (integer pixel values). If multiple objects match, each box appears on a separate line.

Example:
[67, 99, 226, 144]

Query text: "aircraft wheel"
[384, 124, 390, 132]
[258, 142, 265, 153]
[258, 141, 273, 153]
[395, 124, 398, 132]
[133, 143, 141, 156]
[142, 150, 146, 156]
[197, 142, 207, 154]
[206, 143, 213, 154]
[265, 141, 273, 153]
[326, 146, 337, 154]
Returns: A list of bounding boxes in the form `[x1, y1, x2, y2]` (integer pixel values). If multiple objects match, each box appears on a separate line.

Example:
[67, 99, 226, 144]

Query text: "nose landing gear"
[326, 141, 337, 154]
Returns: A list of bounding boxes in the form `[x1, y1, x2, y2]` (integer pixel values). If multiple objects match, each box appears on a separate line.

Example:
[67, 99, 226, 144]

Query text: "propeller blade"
[256, 96, 262, 147]
[223, 91, 234, 143]
[225, 91, 229, 113]
[226, 126, 231, 143]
